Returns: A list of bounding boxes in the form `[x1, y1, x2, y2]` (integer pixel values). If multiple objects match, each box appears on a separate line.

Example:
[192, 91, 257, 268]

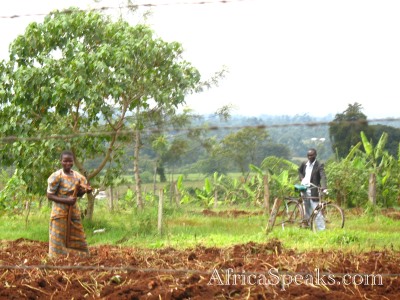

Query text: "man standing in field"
[298, 148, 327, 230]
[47, 150, 92, 256]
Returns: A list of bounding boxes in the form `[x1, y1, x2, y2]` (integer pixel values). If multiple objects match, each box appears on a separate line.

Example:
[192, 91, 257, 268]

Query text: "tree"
[220, 127, 269, 175]
[370, 124, 400, 157]
[0, 8, 200, 219]
[329, 102, 371, 158]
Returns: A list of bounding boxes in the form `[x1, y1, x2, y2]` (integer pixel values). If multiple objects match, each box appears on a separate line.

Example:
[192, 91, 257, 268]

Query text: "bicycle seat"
[294, 184, 308, 191]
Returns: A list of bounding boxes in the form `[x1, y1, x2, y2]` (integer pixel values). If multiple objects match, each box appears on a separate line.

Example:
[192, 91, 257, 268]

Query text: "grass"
[0, 204, 399, 253]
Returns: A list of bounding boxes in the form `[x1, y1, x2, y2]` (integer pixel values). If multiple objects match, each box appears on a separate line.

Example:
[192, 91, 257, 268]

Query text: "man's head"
[307, 148, 317, 163]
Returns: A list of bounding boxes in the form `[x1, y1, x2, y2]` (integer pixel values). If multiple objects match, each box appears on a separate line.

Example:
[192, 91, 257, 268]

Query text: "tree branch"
[87, 98, 130, 180]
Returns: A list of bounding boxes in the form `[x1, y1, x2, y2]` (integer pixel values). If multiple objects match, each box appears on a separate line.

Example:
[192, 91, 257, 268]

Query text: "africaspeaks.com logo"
[207, 268, 383, 291]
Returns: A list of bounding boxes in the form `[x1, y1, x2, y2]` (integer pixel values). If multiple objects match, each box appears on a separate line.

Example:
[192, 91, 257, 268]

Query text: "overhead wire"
[1, 118, 399, 144]
[0, 0, 249, 19]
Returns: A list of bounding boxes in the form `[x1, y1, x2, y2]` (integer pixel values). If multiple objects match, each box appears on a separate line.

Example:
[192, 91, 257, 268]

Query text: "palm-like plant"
[359, 131, 392, 205]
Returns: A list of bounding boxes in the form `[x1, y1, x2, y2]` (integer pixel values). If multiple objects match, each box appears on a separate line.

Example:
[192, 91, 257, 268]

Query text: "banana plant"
[195, 177, 214, 207]
[359, 131, 392, 205]
[175, 174, 192, 204]
[246, 164, 268, 206]
[269, 169, 296, 199]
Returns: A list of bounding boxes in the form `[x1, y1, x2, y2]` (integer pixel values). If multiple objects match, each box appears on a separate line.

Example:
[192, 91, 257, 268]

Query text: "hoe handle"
[66, 183, 80, 248]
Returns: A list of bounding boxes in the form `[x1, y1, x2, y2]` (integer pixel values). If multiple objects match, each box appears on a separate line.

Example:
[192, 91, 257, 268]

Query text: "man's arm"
[318, 163, 327, 189]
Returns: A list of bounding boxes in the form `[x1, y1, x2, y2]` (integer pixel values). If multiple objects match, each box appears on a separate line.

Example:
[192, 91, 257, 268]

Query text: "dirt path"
[1, 238, 399, 299]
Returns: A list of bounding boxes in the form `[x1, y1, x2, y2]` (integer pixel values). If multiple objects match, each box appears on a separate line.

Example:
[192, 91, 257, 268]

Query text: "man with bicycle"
[298, 148, 327, 230]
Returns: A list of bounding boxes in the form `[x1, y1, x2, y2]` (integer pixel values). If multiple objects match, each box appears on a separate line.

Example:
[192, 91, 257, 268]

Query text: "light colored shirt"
[301, 161, 315, 185]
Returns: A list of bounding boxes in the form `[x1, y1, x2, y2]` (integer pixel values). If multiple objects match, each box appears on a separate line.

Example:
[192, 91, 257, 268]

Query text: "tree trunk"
[86, 193, 95, 220]
[368, 173, 377, 206]
[134, 127, 144, 210]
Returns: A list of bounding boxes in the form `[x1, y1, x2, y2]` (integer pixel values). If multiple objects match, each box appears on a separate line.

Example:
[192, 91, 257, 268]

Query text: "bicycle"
[273, 183, 345, 232]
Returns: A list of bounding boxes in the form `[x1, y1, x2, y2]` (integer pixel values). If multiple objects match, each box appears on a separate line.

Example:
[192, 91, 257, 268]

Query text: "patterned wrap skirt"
[49, 202, 89, 257]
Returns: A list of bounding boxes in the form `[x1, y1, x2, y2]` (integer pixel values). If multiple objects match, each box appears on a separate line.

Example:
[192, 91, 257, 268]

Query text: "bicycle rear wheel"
[311, 202, 344, 232]
[275, 199, 303, 228]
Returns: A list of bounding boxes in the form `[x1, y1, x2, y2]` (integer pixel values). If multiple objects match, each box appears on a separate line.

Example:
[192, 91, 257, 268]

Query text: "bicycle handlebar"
[295, 183, 328, 194]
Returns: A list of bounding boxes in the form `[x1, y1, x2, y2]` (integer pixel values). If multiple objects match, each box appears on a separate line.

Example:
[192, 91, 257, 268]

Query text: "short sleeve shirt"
[47, 169, 87, 219]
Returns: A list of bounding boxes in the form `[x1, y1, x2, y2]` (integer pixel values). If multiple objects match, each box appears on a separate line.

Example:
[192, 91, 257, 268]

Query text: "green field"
[1, 203, 399, 253]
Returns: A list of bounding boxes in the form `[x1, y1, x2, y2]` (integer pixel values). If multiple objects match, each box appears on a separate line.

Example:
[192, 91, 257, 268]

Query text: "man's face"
[61, 154, 74, 172]
[307, 151, 316, 163]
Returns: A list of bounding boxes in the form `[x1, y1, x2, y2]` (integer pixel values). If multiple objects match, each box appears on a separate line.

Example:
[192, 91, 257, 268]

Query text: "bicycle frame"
[268, 183, 344, 232]
[295, 183, 327, 226]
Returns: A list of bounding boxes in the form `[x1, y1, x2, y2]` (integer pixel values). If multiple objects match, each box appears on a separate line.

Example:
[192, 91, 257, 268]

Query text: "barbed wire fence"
[0, 262, 399, 278]
[0, 0, 250, 19]
[1, 118, 399, 144]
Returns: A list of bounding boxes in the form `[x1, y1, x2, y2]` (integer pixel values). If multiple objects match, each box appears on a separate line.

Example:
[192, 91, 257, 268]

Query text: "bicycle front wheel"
[311, 202, 344, 232]
[275, 199, 303, 228]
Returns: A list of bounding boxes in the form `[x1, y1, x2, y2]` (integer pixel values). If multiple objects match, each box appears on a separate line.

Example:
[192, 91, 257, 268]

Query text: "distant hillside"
[197, 113, 400, 160]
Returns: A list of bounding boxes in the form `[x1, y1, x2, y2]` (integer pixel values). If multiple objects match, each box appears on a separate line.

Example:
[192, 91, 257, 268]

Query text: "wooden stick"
[66, 183, 80, 248]
[157, 189, 163, 235]
[266, 197, 282, 234]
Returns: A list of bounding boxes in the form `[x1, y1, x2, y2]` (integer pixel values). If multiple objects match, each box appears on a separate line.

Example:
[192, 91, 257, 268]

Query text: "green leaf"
[360, 131, 373, 157]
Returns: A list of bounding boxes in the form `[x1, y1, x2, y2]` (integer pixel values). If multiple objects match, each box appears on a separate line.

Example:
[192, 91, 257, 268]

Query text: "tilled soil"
[0, 238, 399, 299]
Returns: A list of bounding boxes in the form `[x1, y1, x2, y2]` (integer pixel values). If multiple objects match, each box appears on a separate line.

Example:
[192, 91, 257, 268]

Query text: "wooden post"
[263, 174, 270, 213]
[109, 186, 114, 211]
[170, 181, 174, 205]
[368, 173, 377, 206]
[174, 182, 181, 206]
[158, 189, 164, 234]
[266, 198, 282, 234]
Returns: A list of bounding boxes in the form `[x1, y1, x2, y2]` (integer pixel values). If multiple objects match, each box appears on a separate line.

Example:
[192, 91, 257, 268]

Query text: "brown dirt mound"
[202, 209, 264, 217]
[0, 238, 399, 299]
[382, 208, 400, 220]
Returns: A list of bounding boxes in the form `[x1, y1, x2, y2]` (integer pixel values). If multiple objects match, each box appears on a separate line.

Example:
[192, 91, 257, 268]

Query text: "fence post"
[174, 182, 181, 207]
[158, 189, 164, 234]
[266, 197, 281, 233]
[108, 186, 114, 211]
[263, 174, 270, 213]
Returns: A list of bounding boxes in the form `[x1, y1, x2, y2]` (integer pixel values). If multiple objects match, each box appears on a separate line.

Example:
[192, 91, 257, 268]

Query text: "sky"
[1, 0, 400, 119]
